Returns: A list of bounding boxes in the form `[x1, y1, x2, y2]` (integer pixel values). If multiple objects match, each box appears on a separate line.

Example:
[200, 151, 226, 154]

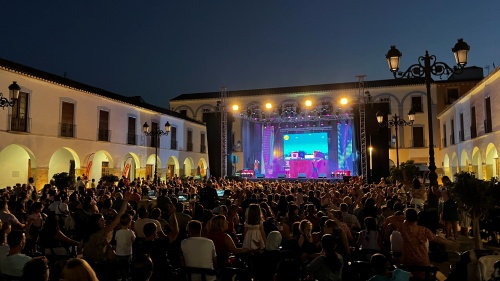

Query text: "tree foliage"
[100, 174, 119, 185]
[389, 160, 420, 185]
[52, 172, 76, 190]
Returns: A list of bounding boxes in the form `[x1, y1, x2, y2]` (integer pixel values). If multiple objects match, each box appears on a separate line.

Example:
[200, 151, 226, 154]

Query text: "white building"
[0, 58, 208, 189]
[439, 66, 500, 180]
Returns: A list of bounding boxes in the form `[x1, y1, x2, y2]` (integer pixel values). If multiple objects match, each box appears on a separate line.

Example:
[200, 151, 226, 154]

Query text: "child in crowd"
[243, 204, 266, 250]
[115, 213, 136, 280]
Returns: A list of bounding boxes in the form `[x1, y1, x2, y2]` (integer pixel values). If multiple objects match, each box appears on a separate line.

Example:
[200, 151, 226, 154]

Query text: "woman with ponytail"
[305, 234, 343, 281]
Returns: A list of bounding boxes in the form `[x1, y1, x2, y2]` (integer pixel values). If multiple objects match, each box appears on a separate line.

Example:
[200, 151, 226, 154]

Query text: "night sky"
[2, 1, 499, 108]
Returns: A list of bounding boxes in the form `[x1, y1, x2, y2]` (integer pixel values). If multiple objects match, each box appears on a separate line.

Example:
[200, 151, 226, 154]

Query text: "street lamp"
[385, 38, 470, 188]
[376, 110, 416, 168]
[143, 121, 171, 186]
[0, 82, 21, 109]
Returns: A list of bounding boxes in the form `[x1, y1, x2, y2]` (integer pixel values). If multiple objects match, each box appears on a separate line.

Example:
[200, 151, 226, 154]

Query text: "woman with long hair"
[242, 204, 266, 250]
[305, 234, 343, 281]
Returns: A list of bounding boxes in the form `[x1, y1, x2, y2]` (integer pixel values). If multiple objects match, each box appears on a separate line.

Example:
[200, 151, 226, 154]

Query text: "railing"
[459, 130, 464, 142]
[9, 115, 31, 133]
[171, 140, 177, 150]
[200, 145, 206, 153]
[450, 134, 455, 145]
[59, 122, 75, 138]
[127, 133, 137, 145]
[484, 119, 492, 134]
[187, 142, 193, 151]
[97, 129, 110, 142]
[442, 138, 447, 148]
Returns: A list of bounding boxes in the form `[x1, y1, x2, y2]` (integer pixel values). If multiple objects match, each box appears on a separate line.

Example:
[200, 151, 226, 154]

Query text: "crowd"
[0, 173, 460, 281]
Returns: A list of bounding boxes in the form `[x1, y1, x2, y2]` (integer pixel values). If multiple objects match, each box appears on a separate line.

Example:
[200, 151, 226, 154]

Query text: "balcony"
[200, 145, 206, 153]
[9, 115, 31, 133]
[459, 130, 464, 142]
[60, 122, 76, 138]
[187, 142, 193, 152]
[127, 133, 137, 145]
[171, 140, 177, 150]
[97, 129, 110, 142]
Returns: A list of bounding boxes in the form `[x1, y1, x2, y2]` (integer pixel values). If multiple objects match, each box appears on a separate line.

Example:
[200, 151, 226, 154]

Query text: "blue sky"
[1, 1, 499, 108]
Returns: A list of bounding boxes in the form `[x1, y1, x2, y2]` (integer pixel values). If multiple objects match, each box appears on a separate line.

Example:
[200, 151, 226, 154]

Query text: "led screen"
[283, 132, 328, 159]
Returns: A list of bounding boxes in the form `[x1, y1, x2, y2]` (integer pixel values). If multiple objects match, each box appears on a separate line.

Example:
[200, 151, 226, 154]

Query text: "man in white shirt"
[1, 231, 32, 277]
[181, 220, 217, 281]
[48, 194, 69, 216]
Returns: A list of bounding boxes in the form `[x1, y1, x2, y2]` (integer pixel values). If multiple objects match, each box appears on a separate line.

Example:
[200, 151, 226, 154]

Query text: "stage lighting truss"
[234, 101, 354, 126]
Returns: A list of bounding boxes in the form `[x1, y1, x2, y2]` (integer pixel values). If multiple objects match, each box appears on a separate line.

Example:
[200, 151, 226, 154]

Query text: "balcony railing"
[187, 142, 193, 151]
[9, 115, 31, 133]
[127, 133, 137, 145]
[97, 129, 110, 142]
[171, 140, 177, 150]
[200, 145, 206, 153]
[443, 138, 447, 148]
[459, 130, 464, 142]
[450, 134, 455, 145]
[60, 122, 76, 138]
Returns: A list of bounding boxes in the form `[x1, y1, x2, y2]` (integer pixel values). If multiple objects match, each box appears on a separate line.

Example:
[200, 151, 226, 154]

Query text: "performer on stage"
[254, 159, 260, 175]
[312, 159, 319, 178]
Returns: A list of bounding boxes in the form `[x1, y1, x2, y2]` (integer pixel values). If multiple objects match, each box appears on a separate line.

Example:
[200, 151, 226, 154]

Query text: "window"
[412, 126, 424, 147]
[180, 109, 187, 117]
[10, 92, 29, 132]
[170, 127, 177, 150]
[485, 97, 492, 133]
[443, 124, 447, 147]
[459, 113, 465, 142]
[471, 106, 477, 138]
[60, 102, 75, 137]
[379, 97, 392, 114]
[201, 133, 206, 153]
[151, 121, 159, 148]
[450, 119, 455, 145]
[187, 130, 193, 151]
[412, 96, 423, 112]
[127, 117, 136, 145]
[446, 88, 459, 104]
[98, 110, 110, 141]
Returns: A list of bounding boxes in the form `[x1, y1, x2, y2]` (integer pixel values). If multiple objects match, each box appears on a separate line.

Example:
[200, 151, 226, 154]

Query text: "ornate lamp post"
[143, 121, 171, 186]
[385, 38, 470, 188]
[376, 110, 415, 168]
[0, 82, 21, 109]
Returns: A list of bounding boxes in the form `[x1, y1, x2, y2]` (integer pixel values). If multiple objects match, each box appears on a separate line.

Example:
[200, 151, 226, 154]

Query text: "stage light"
[232, 104, 239, 111]
[340, 98, 348, 105]
[305, 100, 312, 107]
[265, 103, 272, 109]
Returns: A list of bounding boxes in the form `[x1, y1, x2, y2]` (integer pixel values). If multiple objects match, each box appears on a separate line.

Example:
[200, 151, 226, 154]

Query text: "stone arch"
[87, 150, 114, 182]
[0, 144, 37, 187]
[197, 158, 208, 178]
[472, 146, 483, 179]
[443, 154, 450, 178]
[485, 143, 499, 179]
[194, 104, 218, 119]
[172, 105, 195, 119]
[48, 147, 81, 182]
[167, 156, 180, 178]
[121, 152, 140, 180]
[451, 152, 459, 179]
[183, 157, 195, 177]
[146, 154, 162, 181]
[460, 149, 470, 172]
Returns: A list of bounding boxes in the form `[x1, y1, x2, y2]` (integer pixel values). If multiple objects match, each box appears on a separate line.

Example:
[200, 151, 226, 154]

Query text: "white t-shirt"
[181, 237, 217, 281]
[134, 218, 162, 238]
[0, 253, 32, 277]
[390, 230, 404, 253]
[115, 228, 136, 256]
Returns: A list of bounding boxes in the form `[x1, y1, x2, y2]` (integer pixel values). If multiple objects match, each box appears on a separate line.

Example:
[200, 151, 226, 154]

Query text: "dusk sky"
[2, 1, 499, 108]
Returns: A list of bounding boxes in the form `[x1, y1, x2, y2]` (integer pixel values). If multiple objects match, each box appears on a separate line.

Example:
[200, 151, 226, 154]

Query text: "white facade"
[0, 60, 208, 189]
[439, 66, 500, 180]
